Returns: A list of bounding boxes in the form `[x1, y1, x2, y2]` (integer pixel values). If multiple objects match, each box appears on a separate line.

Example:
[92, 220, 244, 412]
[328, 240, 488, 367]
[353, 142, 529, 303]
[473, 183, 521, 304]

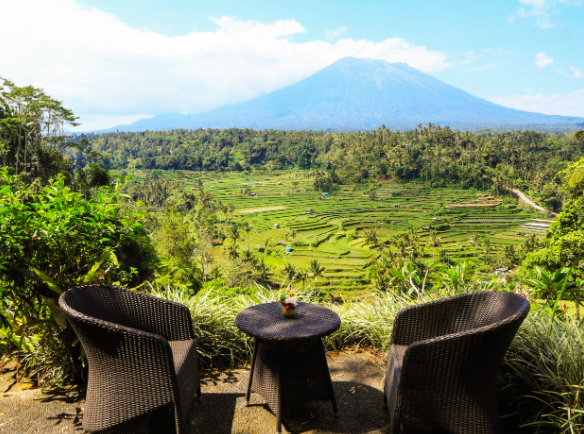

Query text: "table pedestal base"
[245, 338, 337, 433]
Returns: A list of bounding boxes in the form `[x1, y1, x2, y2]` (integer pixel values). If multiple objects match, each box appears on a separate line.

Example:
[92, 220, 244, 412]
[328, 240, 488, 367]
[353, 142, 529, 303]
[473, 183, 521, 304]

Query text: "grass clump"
[503, 311, 584, 432]
[150, 284, 417, 368]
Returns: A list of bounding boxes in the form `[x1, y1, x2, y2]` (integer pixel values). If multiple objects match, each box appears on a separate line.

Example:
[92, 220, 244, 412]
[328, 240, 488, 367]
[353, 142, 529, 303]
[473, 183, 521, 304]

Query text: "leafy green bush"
[0, 169, 152, 384]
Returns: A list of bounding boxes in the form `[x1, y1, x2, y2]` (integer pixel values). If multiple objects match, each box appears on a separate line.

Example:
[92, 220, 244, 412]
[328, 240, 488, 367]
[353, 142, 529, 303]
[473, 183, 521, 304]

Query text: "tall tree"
[309, 259, 325, 284]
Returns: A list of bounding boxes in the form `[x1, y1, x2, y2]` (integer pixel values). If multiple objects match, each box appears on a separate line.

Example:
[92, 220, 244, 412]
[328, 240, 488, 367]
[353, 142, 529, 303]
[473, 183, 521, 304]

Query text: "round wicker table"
[236, 302, 341, 433]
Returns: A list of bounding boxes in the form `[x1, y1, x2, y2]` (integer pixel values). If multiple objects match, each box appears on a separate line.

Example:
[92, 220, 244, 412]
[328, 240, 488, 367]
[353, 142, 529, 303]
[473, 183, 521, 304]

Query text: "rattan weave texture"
[236, 302, 340, 433]
[59, 284, 200, 434]
[235, 301, 341, 340]
[384, 290, 530, 434]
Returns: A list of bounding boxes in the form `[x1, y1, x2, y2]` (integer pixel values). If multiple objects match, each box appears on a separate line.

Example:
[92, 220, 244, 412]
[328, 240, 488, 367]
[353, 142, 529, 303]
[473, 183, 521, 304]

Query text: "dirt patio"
[0, 352, 391, 434]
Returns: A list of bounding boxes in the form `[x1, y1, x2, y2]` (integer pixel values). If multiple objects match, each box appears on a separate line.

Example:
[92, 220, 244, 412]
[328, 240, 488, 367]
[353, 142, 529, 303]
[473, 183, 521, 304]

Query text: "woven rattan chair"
[384, 290, 530, 434]
[59, 284, 200, 433]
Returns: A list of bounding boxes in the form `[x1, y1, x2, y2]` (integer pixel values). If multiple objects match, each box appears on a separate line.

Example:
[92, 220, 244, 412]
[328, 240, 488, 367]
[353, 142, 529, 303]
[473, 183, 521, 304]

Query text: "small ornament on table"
[280, 292, 298, 318]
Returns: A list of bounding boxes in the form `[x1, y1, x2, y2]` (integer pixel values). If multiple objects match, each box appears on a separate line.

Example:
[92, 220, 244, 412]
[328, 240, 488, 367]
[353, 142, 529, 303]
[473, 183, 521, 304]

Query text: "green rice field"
[136, 170, 551, 297]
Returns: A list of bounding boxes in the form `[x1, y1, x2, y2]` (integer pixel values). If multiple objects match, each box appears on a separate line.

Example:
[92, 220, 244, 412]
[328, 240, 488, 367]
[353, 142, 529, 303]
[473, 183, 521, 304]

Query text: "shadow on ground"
[0, 352, 524, 433]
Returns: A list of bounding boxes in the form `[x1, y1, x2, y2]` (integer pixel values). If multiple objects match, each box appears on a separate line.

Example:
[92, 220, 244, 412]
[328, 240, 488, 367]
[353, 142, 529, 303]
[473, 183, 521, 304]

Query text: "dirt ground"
[0, 352, 391, 434]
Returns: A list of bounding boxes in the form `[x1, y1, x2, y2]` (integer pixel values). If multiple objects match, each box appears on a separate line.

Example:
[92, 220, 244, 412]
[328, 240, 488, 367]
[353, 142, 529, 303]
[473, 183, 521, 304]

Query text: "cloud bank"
[0, 0, 450, 130]
[489, 89, 584, 117]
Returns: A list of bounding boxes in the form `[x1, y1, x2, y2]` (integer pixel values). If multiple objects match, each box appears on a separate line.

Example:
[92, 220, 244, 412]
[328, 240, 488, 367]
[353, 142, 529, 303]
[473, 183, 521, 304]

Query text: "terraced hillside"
[136, 170, 548, 297]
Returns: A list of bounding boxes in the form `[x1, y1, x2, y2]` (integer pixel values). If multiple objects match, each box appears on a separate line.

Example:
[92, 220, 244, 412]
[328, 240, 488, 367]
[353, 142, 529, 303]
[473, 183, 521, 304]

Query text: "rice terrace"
[133, 169, 549, 299]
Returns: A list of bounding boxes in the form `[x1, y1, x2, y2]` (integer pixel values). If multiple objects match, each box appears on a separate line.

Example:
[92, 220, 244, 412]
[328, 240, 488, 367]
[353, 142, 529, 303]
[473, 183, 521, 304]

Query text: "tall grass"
[504, 311, 584, 433]
[149, 284, 417, 368]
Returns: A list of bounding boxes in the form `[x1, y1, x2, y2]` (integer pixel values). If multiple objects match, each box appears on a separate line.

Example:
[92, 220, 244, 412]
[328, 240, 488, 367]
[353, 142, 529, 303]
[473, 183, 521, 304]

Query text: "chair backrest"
[61, 284, 143, 328]
[435, 290, 530, 334]
[393, 291, 530, 346]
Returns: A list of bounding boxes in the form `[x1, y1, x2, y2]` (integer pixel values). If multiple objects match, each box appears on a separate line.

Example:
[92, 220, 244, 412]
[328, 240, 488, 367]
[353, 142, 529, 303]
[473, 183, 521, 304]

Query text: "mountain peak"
[95, 58, 584, 133]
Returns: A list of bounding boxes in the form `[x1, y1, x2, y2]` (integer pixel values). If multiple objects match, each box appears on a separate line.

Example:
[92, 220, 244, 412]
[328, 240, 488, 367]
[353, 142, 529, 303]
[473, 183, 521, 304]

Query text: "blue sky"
[2, 0, 583, 130]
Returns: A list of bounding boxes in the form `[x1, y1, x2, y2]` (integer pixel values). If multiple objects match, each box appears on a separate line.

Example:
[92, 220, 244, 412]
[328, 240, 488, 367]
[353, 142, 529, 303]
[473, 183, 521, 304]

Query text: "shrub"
[0, 169, 150, 385]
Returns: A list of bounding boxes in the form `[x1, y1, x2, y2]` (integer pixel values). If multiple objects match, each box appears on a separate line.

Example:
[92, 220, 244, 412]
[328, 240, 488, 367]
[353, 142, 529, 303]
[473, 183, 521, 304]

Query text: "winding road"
[508, 188, 555, 215]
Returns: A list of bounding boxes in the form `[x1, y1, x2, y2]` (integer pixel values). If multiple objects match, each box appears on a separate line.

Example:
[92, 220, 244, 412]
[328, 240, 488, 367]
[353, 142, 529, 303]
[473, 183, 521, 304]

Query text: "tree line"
[73, 126, 584, 212]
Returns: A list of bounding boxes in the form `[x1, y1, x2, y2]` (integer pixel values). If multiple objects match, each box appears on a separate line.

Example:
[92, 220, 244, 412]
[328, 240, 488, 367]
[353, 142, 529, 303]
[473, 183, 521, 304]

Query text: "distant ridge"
[96, 57, 584, 132]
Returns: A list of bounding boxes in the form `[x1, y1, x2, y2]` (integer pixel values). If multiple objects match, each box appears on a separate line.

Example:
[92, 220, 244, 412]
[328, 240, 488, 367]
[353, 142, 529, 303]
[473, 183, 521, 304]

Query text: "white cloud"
[554, 65, 584, 78]
[0, 0, 451, 131]
[572, 66, 584, 78]
[535, 52, 553, 68]
[489, 88, 584, 117]
[509, 0, 579, 28]
[324, 26, 346, 41]
[72, 114, 155, 132]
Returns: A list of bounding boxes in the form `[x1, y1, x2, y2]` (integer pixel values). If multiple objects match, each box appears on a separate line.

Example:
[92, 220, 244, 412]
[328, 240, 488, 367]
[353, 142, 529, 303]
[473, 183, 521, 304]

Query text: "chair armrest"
[117, 290, 195, 341]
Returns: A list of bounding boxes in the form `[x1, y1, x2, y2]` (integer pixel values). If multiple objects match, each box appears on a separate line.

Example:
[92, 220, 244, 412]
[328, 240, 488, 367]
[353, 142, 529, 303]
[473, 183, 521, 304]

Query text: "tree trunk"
[15, 125, 22, 175]
[23, 133, 30, 175]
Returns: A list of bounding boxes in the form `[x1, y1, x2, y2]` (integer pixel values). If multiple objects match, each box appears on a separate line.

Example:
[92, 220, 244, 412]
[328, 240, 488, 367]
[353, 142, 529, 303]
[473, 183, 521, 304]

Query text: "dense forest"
[74, 127, 584, 212]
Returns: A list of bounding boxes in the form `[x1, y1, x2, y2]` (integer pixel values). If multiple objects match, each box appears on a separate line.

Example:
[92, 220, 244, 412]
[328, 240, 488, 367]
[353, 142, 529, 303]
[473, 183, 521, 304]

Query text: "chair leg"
[276, 341, 283, 434]
[245, 339, 259, 406]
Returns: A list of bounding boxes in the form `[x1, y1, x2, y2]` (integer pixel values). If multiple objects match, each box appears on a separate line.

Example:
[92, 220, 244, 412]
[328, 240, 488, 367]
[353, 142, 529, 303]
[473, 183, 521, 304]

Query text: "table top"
[235, 302, 341, 341]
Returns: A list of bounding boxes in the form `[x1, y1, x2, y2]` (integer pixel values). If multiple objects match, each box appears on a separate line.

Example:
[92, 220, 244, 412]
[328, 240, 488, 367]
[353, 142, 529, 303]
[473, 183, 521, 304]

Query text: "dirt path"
[508, 188, 555, 215]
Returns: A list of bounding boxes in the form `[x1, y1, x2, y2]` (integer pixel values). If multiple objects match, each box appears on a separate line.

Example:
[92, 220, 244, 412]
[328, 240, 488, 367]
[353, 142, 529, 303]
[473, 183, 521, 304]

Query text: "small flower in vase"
[280, 296, 298, 318]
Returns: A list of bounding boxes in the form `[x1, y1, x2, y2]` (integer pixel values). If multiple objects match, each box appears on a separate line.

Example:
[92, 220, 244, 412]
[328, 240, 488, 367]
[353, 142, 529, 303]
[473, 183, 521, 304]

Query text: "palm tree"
[228, 225, 240, 245]
[468, 234, 479, 259]
[309, 259, 325, 285]
[199, 191, 214, 209]
[481, 236, 491, 262]
[225, 203, 236, 225]
[217, 201, 227, 227]
[296, 268, 309, 288]
[241, 221, 252, 249]
[283, 263, 296, 286]
[428, 229, 441, 261]
[364, 227, 379, 248]
[226, 243, 239, 260]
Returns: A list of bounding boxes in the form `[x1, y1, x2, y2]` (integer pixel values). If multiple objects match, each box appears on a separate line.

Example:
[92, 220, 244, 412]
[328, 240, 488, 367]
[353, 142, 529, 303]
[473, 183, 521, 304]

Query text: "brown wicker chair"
[59, 284, 200, 433]
[384, 290, 530, 434]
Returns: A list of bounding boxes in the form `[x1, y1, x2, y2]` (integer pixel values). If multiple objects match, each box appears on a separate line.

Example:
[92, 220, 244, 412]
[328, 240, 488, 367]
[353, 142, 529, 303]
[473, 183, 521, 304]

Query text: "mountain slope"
[100, 57, 584, 132]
